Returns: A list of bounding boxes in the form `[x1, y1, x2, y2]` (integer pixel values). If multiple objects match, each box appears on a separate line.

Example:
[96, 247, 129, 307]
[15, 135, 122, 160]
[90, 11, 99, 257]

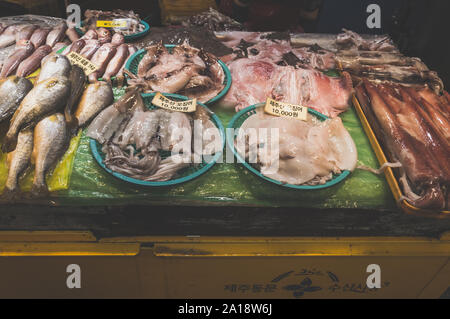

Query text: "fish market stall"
[0, 14, 449, 299]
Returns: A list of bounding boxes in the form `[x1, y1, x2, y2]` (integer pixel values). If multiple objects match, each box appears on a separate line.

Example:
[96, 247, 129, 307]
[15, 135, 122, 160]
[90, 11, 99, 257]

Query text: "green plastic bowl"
[75, 20, 150, 42]
[227, 103, 351, 190]
[90, 93, 225, 187]
[124, 44, 231, 105]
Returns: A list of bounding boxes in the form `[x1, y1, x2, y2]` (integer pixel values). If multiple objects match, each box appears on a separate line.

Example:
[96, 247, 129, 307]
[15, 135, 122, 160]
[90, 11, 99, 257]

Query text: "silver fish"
[36, 54, 71, 84]
[31, 113, 69, 197]
[2, 129, 34, 199]
[3, 76, 70, 153]
[0, 76, 33, 123]
[75, 81, 114, 127]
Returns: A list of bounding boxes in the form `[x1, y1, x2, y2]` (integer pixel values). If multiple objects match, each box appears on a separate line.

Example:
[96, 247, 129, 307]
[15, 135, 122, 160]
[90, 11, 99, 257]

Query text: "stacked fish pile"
[80, 9, 145, 36]
[335, 30, 449, 210]
[335, 29, 443, 94]
[0, 54, 114, 199]
[87, 88, 222, 182]
[182, 7, 244, 32]
[62, 27, 137, 84]
[126, 42, 226, 103]
[356, 80, 449, 210]
[0, 22, 70, 78]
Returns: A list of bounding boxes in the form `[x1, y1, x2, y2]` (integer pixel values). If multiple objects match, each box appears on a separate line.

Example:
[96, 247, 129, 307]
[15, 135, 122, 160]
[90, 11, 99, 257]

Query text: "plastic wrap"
[54, 87, 396, 209]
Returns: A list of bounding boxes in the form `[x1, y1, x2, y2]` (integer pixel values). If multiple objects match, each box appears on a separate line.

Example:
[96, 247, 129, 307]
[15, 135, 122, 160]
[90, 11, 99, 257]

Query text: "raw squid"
[127, 42, 225, 103]
[88, 90, 221, 181]
[357, 80, 448, 209]
[219, 58, 353, 117]
[235, 108, 357, 185]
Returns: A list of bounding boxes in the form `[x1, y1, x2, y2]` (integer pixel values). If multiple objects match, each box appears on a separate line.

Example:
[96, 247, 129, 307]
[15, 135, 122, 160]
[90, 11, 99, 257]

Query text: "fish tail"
[2, 133, 18, 153]
[30, 171, 49, 198]
[0, 186, 20, 202]
[30, 182, 49, 198]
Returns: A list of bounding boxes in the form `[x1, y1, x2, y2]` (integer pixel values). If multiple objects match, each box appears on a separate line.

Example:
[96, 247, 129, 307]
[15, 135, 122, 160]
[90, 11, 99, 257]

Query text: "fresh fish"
[16, 45, 52, 77]
[65, 27, 80, 42]
[52, 41, 70, 53]
[16, 25, 37, 42]
[46, 24, 68, 47]
[0, 40, 34, 78]
[64, 65, 87, 127]
[111, 33, 125, 47]
[75, 81, 114, 127]
[3, 76, 70, 153]
[96, 28, 111, 39]
[0, 25, 18, 48]
[69, 38, 86, 54]
[36, 54, 71, 83]
[0, 23, 6, 35]
[0, 76, 33, 123]
[88, 43, 117, 82]
[31, 113, 69, 197]
[29, 28, 51, 48]
[103, 44, 129, 83]
[81, 29, 98, 40]
[96, 28, 112, 45]
[79, 39, 101, 59]
[1, 129, 34, 199]
[116, 44, 136, 87]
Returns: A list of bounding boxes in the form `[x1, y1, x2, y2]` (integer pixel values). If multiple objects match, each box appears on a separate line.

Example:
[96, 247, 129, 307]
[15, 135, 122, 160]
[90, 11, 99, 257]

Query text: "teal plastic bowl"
[75, 20, 150, 42]
[227, 103, 351, 190]
[124, 44, 231, 105]
[90, 93, 225, 187]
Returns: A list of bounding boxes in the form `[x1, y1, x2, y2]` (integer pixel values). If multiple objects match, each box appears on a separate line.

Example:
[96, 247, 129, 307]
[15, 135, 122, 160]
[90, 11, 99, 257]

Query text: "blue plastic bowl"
[90, 93, 225, 187]
[124, 44, 231, 105]
[227, 103, 351, 190]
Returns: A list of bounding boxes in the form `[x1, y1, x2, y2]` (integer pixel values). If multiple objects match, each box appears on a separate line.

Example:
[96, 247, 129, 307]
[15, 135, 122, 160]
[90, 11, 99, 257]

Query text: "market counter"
[0, 230, 449, 298]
